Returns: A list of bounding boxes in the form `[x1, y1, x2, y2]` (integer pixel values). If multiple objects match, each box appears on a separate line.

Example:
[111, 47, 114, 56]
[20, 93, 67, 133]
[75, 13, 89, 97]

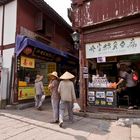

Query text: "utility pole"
[79, 31, 87, 112]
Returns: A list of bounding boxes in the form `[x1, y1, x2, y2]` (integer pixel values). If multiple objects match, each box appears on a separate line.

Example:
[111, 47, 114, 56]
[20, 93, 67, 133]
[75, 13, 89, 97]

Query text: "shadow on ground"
[0, 99, 114, 140]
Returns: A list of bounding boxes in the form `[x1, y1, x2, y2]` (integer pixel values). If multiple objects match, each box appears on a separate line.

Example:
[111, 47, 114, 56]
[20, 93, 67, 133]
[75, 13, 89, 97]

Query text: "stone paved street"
[0, 102, 140, 140]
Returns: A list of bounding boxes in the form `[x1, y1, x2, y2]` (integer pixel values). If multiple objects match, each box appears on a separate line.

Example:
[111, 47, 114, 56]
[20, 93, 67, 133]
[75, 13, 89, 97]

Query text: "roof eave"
[27, 0, 73, 33]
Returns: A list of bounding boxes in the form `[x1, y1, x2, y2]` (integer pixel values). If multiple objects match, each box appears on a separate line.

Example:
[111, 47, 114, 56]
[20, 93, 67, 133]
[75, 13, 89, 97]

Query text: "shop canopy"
[15, 35, 69, 58]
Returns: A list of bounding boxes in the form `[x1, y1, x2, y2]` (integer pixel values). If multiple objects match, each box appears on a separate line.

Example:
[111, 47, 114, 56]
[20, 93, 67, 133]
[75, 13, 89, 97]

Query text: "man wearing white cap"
[58, 71, 76, 127]
[48, 71, 60, 123]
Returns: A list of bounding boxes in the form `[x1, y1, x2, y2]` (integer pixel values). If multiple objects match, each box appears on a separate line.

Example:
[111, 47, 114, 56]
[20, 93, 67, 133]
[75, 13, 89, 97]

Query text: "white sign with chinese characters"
[86, 37, 140, 59]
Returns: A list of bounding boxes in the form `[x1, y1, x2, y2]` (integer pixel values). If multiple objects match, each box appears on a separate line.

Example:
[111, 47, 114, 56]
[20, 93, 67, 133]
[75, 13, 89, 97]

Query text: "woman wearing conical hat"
[58, 71, 76, 127]
[34, 75, 45, 110]
[48, 71, 60, 123]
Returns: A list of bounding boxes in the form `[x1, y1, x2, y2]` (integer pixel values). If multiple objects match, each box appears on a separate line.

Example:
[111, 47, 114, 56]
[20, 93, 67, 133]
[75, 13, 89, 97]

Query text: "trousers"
[59, 100, 73, 123]
[35, 95, 43, 108]
[51, 98, 60, 121]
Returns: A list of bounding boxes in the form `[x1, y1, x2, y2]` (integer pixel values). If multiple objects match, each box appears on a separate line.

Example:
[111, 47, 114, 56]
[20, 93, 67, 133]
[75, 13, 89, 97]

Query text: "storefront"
[86, 36, 140, 109]
[15, 35, 78, 102]
[69, 0, 140, 112]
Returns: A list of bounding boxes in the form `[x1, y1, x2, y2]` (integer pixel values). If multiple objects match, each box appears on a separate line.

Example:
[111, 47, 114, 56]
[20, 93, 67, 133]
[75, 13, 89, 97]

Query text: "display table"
[88, 88, 117, 107]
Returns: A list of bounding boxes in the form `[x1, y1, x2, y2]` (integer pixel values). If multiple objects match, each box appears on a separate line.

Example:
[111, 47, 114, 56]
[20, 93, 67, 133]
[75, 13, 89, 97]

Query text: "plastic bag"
[132, 72, 138, 81]
[37, 95, 45, 108]
[73, 102, 81, 112]
[41, 95, 45, 103]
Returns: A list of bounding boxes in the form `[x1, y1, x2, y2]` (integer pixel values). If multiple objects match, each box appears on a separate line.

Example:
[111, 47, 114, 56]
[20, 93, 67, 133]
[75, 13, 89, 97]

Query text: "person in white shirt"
[58, 71, 77, 127]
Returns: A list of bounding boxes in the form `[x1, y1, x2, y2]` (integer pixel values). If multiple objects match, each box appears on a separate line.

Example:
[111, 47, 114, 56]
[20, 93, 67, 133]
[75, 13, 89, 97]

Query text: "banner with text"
[86, 37, 140, 59]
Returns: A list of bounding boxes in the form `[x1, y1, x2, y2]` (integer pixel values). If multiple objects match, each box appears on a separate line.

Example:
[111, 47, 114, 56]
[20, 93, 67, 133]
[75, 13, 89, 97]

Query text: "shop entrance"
[18, 58, 57, 101]
[15, 35, 79, 103]
[87, 54, 140, 110]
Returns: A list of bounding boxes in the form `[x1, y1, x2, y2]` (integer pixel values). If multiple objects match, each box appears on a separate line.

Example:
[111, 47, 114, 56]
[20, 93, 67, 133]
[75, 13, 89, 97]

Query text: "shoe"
[133, 105, 138, 109]
[37, 106, 42, 111]
[50, 120, 59, 124]
[59, 121, 63, 127]
[128, 106, 133, 109]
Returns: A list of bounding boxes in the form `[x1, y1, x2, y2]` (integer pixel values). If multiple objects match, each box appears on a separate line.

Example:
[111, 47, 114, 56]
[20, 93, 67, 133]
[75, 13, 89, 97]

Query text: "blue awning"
[15, 35, 68, 58]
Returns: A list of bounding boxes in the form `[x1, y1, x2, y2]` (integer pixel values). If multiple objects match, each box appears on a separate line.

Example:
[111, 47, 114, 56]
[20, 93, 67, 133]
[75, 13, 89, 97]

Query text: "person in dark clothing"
[117, 65, 138, 109]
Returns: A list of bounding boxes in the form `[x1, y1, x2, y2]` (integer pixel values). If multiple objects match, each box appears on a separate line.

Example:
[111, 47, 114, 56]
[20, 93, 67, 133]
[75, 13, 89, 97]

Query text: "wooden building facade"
[70, 0, 140, 111]
[0, 0, 78, 105]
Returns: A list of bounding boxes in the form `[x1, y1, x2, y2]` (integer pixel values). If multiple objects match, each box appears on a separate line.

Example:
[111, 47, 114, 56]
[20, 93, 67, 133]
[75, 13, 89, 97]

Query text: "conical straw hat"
[60, 71, 75, 80]
[48, 71, 58, 78]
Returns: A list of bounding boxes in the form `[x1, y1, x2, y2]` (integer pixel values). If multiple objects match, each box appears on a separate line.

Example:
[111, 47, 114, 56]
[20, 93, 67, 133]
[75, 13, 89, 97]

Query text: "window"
[35, 13, 54, 37]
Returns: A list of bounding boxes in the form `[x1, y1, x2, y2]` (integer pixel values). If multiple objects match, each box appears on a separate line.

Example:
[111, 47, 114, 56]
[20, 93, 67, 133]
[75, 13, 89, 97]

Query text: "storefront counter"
[88, 88, 117, 107]
[18, 85, 51, 101]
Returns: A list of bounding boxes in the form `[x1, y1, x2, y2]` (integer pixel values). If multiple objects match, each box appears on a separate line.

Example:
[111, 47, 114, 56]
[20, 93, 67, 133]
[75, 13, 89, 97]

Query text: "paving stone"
[108, 122, 130, 140]
[131, 125, 140, 139]
[87, 133, 109, 140]
[132, 138, 140, 140]
[0, 102, 140, 140]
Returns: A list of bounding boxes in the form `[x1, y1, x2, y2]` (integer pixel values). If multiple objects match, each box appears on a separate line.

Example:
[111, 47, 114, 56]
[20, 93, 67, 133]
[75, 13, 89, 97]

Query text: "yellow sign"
[101, 100, 106, 105]
[47, 63, 56, 74]
[18, 85, 51, 100]
[21, 56, 35, 68]
[107, 102, 113, 106]
[18, 87, 35, 100]
[95, 100, 100, 105]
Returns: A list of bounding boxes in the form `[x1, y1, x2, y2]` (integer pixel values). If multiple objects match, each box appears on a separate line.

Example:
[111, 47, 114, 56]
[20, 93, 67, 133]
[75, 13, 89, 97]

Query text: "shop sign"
[83, 73, 88, 78]
[87, 89, 117, 107]
[83, 67, 88, 78]
[83, 67, 88, 73]
[23, 47, 33, 55]
[86, 37, 140, 58]
[18, 86, 51, 100]
[18, 87, 35, 100]
[21, 56, 35, 68]
[97, 57, 106, 63]
[33, 48, 53, 58]
[96, 91, 105, 98]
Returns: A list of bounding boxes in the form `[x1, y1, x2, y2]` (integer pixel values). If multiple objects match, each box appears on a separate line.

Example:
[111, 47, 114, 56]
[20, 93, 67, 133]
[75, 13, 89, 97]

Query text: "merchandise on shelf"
[89, 74, 117, 88]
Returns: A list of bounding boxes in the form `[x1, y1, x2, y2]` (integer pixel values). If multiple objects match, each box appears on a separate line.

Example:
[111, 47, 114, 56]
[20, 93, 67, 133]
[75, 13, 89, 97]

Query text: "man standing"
[58, 71, 76, 127]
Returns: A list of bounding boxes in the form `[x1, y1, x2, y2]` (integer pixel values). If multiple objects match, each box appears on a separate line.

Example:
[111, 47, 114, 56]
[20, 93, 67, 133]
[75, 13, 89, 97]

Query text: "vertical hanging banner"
[20, 56, 35, 68]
